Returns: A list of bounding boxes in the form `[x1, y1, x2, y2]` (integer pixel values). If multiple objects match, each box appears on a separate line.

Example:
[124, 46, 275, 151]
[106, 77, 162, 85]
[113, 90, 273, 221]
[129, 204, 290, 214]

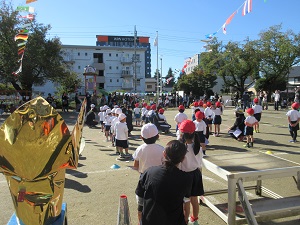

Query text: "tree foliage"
[175, 65, 217, 97]
[200, 38, 260, 97]
[255, 24, 300, 94]
[164, 67, 175, 87]
[0, 1, 80, 96]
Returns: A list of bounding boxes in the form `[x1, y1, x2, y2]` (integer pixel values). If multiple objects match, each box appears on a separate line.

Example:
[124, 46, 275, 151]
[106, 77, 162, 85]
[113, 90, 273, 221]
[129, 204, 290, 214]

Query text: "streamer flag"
[166, 76, 173, 85]
[12, 6, 34, 76]
[16, 6, 35, 13]
[226, 11, 237, 25]
[242, 0, 253, 16]
[26, 0, 38, 3]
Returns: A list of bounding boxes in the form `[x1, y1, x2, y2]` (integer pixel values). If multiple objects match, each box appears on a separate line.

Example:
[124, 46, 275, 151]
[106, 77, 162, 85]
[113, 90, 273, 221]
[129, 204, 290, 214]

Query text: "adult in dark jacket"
[228, 107, 246, 141]
[85, 105, 98, 128]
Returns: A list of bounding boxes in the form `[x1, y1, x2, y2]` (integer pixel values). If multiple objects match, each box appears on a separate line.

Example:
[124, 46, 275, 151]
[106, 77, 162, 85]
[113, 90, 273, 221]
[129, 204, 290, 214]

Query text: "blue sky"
[12, 0, 300, 79]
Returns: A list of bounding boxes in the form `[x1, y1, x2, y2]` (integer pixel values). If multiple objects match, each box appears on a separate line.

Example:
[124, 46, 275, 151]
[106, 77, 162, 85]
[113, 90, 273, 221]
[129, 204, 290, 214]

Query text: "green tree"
[200, 38, 260, 97]
[175, 66, 217, 97]
[255, 24, 300, 94]
[0, 1, 79, 97]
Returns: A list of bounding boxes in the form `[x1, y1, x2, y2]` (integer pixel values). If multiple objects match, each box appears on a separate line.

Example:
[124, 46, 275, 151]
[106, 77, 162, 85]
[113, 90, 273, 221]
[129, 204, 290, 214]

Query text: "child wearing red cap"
[145, 105, 150, 124]
[194, 111, 207, 155]
[252, 98, 263, 133]
[157, 108, 171, 133]
[134, 103, 141, 126]
[178, 120, 204, 224]
[204, 101, 213, 134]
[191, 101, 200, 121]
[286, 102, 300, 143]
[244, 108, 258, 148]
[174, 105, 188, 132]
[212, 101, 223, 136]
[141, 103, 147, 126]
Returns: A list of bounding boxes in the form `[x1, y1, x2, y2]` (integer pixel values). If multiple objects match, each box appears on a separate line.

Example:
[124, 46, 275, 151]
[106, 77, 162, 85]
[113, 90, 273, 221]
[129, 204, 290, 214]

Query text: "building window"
[117, 79, 119, 82]
[109, 53, 111, 57]
[99, 83, 104, 89]
[85, 53, 88, 56]
[116, 53, 118, 57]
[78, 52, 80, 56]
[147, 85, 152, 89]
[110, 79, 112, 82]
[116, 66, 119, 70]
[93, 53, 103, 63]
[98, 70, 104, 76]
[109, 66, 112, 69]
[78, 66, 81, 69]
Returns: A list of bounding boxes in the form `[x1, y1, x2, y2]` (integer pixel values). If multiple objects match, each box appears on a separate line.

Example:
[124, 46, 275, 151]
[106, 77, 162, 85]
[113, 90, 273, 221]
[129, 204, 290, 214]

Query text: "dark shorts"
[254, 113, 261, 122]
[135, 114, 141, 119]
[188, 169, 204, 196]
[244, 126, 254, 136]
[116, 139, 128, 148]
[213, 115, 222, 124]
[195, 131, 206, 143]
[105, 125, 111, 131]
[289, 121, 299, 131]
[100, 121, 104, 125]
[142, 115, 146, 121]
[206, 117, 213, 124]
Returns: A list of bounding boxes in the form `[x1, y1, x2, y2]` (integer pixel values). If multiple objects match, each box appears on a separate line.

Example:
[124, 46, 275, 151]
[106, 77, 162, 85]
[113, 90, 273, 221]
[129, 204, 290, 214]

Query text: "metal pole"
[156, 31, 159, 103]
[134, 25, 137, 94]
[160, 57, 163, 96]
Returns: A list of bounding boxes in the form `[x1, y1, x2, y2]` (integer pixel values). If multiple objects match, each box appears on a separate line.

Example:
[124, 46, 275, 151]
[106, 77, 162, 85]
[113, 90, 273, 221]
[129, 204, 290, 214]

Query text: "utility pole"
[160, 56, 163, 96]
[133, 25, 137, 93]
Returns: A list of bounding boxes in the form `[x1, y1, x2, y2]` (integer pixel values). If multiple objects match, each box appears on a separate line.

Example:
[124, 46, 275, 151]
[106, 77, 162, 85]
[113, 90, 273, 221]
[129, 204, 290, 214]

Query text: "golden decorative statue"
[0, 97, 86, 225]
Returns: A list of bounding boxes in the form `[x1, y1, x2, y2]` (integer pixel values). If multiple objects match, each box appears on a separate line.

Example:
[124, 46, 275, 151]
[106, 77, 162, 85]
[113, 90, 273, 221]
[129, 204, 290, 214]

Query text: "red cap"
[246, 108, 254, 115]
[159, 108, 164, 114]
[195, 111, 204, 120]
[215, 101, 221, 107]
[292, 102, 300, 110]
[203, 103, 207, 108]
[146, 105, 151, 110]
[253, 98, 259, 103]
[206, 101, 212, 107]
[179, 120, 195, 134]
[178, 105, 185, 110]
[143, 103, 148, 107]
[151, 104, 156, 110]
[135, 103, 139, 108]
[198, 101, 203, 106]
[194, 102, 199, 107]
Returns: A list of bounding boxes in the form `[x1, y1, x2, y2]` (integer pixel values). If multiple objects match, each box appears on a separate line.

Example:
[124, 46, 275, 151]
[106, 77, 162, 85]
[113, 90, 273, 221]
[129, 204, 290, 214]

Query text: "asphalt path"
[1, 106, 300, 225]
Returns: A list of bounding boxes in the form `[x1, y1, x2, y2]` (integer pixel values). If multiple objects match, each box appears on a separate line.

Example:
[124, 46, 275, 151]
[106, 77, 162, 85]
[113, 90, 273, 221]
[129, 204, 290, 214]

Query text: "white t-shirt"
[245, 116, 258, 125]
[179, 143, 203, 172]
[98, 111, 106, 122]
[114, 122, 128, 140]
[132, 143, 165, 173]
[204, 107, 213, 119]
[286, 110, 300, 122]
[141, 107, 147, 116]
[212, 107, 222, 116]
[252, 104, 263, 114]
[104, 115, 113, 126]
[194, 120, 207, 134]
[274, 93, 280, 101]
[133, 107, 141, 114]
[174, 112, 188, 124]
[158, 113, 166, 122]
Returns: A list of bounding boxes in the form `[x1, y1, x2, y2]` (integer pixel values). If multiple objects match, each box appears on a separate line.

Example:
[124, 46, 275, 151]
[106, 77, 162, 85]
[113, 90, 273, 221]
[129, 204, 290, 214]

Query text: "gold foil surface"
[0, 97, 86, 225]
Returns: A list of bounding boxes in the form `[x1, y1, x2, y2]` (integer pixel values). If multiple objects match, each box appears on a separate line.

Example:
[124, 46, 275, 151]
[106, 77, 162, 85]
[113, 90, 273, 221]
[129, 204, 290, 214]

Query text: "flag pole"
[156, 31, 159, 103]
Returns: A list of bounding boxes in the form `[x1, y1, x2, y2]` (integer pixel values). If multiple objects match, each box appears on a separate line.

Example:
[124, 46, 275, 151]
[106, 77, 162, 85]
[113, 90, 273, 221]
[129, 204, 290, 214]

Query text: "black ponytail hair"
[181, 132, 201, 155]
[164, 140, 187, 168]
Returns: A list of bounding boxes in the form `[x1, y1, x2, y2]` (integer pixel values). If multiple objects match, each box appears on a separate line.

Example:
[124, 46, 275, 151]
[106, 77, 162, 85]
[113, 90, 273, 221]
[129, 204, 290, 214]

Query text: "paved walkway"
[1, 107, 300, 224]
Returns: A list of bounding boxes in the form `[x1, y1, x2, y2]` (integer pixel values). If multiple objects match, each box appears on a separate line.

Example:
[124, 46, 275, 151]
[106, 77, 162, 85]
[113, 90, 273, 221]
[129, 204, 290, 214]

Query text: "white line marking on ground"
[259, 151, 300, 166]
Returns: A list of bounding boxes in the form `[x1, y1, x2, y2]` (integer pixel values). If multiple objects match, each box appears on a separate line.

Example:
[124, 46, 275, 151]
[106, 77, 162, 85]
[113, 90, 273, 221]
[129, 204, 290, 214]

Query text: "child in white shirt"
[133, 103, 141, 126]
[104, 109, 113, 142]
[286, 102, 300, 143]
[244, 108, 258, 148]
[252, 98, 263, 133]
[194, 111, 207, 155]
[133, 123, 165, 222]
[114, 113, 129, 158]
[212, 101, 223, 136]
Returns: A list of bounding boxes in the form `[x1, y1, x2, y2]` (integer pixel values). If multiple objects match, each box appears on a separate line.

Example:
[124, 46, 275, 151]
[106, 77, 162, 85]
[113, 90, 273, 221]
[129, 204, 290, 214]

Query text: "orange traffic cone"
[117, 194, 131, 225]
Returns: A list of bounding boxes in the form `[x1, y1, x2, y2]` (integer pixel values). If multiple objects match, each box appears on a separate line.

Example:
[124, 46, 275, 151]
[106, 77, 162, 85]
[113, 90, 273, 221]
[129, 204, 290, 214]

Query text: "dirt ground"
[1, 106, 300, 225]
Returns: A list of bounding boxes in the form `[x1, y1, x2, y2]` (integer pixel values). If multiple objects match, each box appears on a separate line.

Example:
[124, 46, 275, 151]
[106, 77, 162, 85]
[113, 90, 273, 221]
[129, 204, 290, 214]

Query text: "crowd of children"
[85, 96, 300, 225]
